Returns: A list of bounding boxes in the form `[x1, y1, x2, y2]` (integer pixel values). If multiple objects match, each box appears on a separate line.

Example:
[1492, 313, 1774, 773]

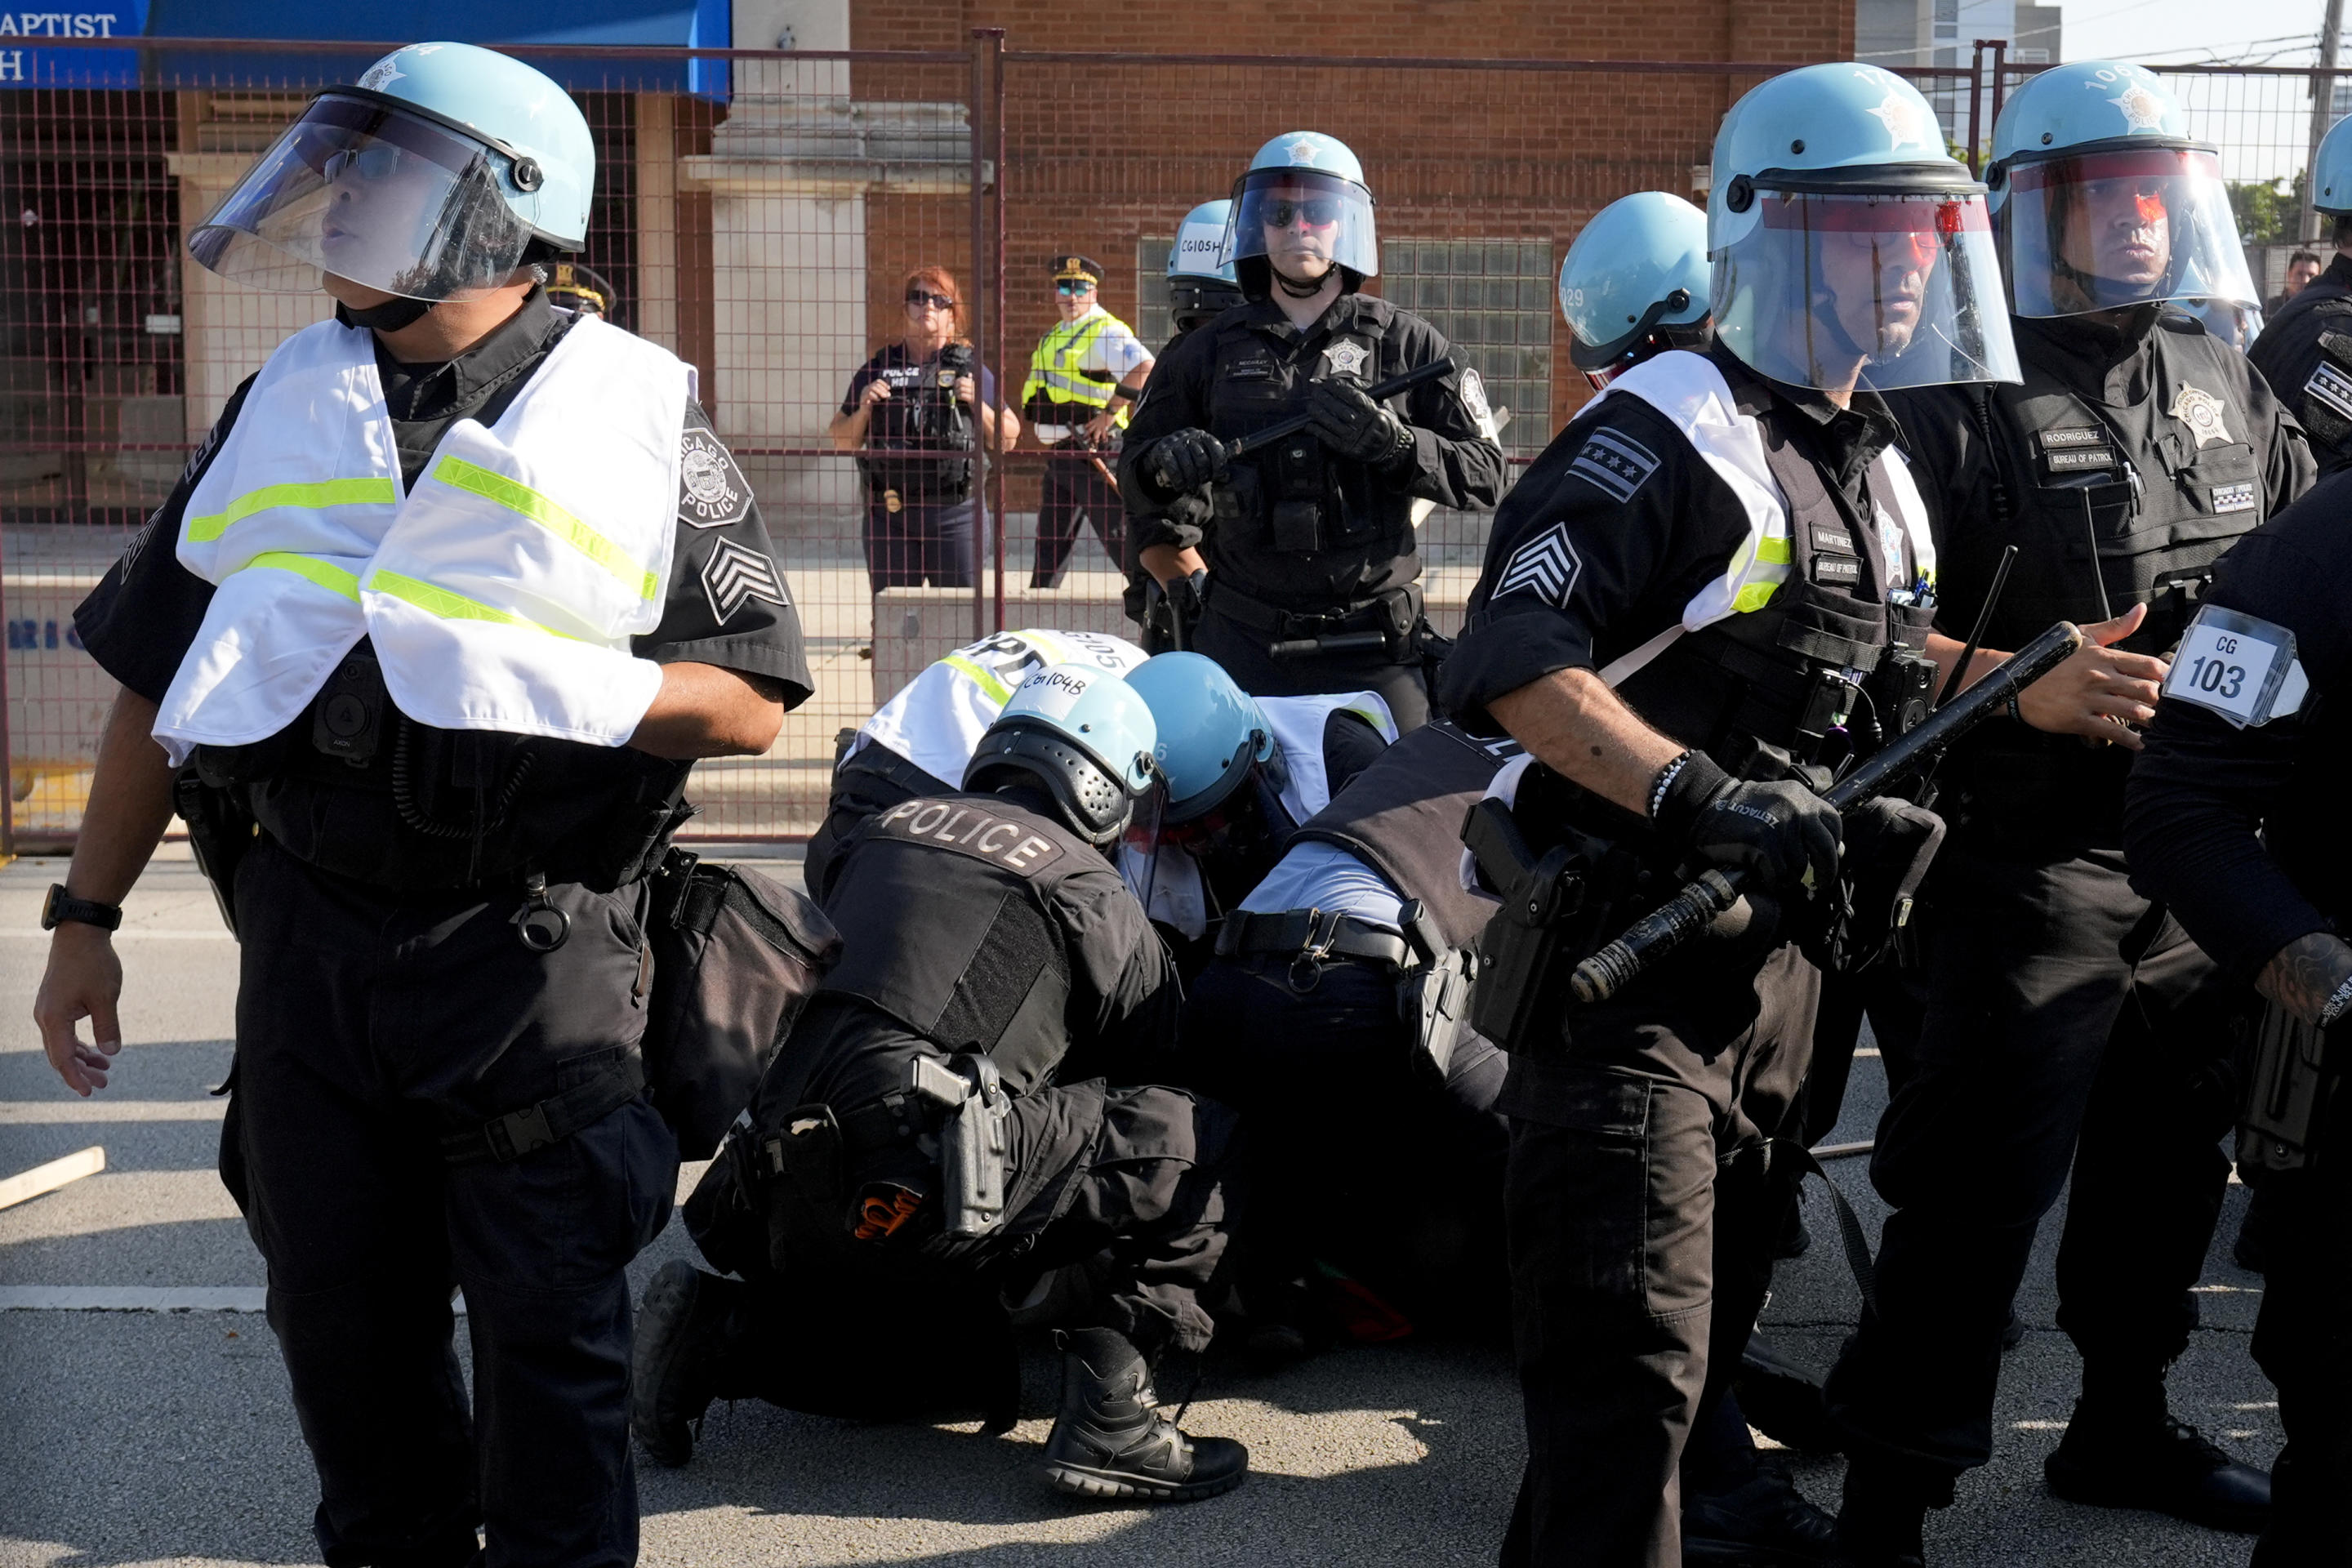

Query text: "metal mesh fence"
[0, 39, 2335, 845]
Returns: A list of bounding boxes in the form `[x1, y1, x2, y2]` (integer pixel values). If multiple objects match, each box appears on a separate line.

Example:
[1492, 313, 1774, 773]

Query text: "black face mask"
[336, 296, 434, 332]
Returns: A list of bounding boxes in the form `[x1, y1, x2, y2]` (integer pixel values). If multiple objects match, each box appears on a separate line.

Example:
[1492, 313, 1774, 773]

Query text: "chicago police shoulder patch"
[700, 536, 791, 626]
[678, 426, 754, 529]
[1493, 520, 1582, 609]
[1568, 426, 1659, 504]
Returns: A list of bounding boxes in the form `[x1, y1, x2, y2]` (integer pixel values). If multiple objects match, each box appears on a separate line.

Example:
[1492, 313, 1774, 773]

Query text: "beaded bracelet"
[1649, 750, 1695, 820]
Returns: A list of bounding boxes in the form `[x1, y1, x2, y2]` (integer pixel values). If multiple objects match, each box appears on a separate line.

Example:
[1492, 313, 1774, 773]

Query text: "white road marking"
[0, 1100, 227, 1123]
[0, 1286, 471, 1313]
[0, 929, 232, 940]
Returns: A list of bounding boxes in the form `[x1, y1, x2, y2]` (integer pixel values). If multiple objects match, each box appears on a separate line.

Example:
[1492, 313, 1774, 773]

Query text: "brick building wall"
[849, 0, 1855, 467]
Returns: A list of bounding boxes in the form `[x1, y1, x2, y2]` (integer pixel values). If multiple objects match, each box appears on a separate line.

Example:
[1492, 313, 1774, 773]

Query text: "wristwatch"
[42, 884, 122, 933]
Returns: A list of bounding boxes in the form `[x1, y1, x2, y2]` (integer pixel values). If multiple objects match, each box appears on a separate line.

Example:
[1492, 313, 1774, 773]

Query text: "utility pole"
[2306, 0, 2345, 242]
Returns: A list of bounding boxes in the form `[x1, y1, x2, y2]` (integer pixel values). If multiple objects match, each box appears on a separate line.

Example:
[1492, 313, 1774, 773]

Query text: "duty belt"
[1217, 907, 1419, 989]
[1205, 579, 1419, 641]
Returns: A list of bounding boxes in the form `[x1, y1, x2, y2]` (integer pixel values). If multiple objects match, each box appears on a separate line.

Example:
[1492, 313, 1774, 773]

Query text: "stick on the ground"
[0, 1145, 105, 1211]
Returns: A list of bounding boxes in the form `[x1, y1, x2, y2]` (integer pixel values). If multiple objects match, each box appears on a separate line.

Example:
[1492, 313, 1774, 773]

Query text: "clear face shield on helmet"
[188, 92, 540, 301]
[1115, 770, 1168, 911]
[1998, 145, 2256, 319]
[1223, 167, 1379, 285]
[1714, 187, 2022, 392]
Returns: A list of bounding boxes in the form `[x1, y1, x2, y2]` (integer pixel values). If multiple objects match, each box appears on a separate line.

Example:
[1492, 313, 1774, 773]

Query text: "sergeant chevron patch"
[1568, 427, 1659, 503]
[700, 536, 791, 625]
[1494, 522, 1582, 608]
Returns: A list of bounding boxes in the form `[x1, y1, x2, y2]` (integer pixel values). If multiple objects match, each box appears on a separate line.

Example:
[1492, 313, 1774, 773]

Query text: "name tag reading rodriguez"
[2163, 605, 2309, 728]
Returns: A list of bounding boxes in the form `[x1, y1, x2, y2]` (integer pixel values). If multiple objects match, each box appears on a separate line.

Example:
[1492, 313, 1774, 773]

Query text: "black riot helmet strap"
[337, 296, 434, 332]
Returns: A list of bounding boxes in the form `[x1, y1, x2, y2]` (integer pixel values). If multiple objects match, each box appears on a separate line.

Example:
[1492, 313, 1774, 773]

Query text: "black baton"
[1223, 355, 1459, 461]
[1568, 620, 2087, 1005]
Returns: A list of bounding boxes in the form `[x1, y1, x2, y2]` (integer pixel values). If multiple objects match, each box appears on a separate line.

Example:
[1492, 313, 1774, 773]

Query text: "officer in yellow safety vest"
[1022, 254, 1154, 590]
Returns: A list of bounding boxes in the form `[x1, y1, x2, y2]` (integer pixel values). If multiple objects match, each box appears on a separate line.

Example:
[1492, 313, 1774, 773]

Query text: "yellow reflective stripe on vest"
[240, 551, 362, 600]
[185, 478, 399, 545]
[430, 456, 660, 602]
[366, 569, 586, 641]
[1729, 534, 1793, 613]
[941, 653, 1014, 706]
[1021, 316, 1120, 409]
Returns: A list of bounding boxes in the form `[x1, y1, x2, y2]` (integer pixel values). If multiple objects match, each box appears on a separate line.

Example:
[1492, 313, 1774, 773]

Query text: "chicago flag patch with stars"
[1494, 521, 1582, 608]
[1568, 427, 1659, 503]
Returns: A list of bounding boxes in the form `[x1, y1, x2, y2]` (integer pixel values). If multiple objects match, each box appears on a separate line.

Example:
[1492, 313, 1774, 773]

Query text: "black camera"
[933, 341, 975, 395]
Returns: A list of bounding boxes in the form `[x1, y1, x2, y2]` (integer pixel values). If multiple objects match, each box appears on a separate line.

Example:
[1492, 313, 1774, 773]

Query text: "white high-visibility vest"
[153, 313, 693, 765]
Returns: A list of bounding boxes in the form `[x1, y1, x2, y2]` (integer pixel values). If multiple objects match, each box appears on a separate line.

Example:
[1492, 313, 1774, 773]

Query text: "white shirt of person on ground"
[1031, 305, 1152, 444]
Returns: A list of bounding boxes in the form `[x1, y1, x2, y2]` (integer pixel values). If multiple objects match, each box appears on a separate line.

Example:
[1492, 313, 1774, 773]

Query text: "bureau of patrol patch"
[2210, 480, 2256, 513]
[2305, 359, 2352, 424]
[1567, 427, 1659, 503]
[678, 427, 753, 528]
[700, 535, 790, 625]
[1494, 521, 1582, 608]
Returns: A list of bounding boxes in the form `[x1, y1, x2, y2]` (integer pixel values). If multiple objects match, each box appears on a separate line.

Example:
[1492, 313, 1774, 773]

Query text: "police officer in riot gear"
[804, 626, 1147, 894]
[1119, 132, 1505, 729]
[2123, 474, 2352, 1568]
[1165, 200, 1246, 347]
[2249, 111, 2352, 475]
[635, 664, 1249, 1503]
[33, 43, 813, 1562]
[1820, 64, 2312, 1564]
[1437, 65, 2025, 1568]
[1559, 190, 1713, 392]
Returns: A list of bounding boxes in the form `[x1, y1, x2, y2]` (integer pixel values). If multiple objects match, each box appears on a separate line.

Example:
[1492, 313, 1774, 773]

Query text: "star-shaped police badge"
[2113, 81, 2168, 132]
[1287, 137, 1325, 167]
[1867, 91, 1925, 148]
[1322, 340, 1370, 378]
[701, 536, 790, 626]
[2170, 385, 2232, 448]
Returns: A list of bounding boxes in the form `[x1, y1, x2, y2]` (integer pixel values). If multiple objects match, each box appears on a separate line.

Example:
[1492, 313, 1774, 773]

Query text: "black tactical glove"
[1140, 428, 1228, 501]
[1651, 751, 1842, 899]
[1305, 376, 1416, 469]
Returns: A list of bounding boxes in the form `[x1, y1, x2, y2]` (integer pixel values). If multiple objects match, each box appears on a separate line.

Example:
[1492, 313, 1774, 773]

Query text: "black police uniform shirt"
[1886, 307, 2311, 841]
[76, 288, 814, 738]
[2124, 466, 2352, 983]
[1438, 344, 1903, 732]
[1119, 293, 1506, 608]
[779, 786, 1180, 1119]
[839, 343, 996, 499]
[2250, 252, 2352, 474]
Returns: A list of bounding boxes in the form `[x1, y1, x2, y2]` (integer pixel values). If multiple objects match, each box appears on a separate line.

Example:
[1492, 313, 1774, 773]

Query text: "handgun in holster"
[173, 763, 259, 938]
[1396, 897, 1475, 1081]
[1460, 788, 1641, 1050]
[2238, 999, 2333, 1180]
[909, 1053, 1011, 1236]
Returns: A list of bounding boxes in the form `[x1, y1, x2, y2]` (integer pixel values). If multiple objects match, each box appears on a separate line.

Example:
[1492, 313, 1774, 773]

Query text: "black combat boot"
[630, 1259, 749, 1468]
[2043, 1397, 2271, 1534]
[1830, 1457, 1930, 1568]
[1037, 1327, 1250, 1503]
[1684, 1458, 1838, 1564]
[1738, 1330, 1843, 1454]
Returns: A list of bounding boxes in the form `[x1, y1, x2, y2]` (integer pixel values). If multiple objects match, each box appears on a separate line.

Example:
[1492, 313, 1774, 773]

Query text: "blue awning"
[2, 0, 731, 97]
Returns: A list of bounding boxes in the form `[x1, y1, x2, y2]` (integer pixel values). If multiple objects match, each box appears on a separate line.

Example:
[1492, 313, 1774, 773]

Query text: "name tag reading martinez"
[2163, 605, 2310, 728]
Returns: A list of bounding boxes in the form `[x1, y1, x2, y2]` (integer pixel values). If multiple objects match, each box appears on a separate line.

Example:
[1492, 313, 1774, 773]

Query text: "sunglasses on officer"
[323, 143, 408, 184]
[1262, 196, 1341, 229]
[906, 289, 956, 310]
[1055, 278, 1096, 296]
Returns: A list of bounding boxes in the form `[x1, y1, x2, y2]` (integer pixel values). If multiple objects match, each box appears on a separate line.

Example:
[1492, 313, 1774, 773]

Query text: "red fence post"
[1989, 39, 2010, 137]
[968, 30, 993, 643]
[1967, 42, 1989, 176]
[990, 28, 1008, 635]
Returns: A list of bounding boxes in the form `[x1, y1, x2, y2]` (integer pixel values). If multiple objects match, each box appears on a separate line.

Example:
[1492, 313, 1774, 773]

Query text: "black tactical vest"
[1199, 297, 1423, 606]
[1939, 316, 2265, 662]
[2252, 274, 2352, 472]
[1616, 416, 1936, 768]
[815, 791, 1106, 1098]
[1288, 720, 1525, 951]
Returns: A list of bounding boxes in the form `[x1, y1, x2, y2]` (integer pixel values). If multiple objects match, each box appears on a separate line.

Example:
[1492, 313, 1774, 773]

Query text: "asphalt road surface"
[0, 848, 2276, 1567]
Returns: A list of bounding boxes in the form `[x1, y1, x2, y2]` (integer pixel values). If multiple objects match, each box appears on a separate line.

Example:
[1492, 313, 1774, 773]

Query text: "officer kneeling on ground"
[635, 664, 1249, 1503]
[1118, 132, 1505, 728]
[33, 42, 813, 1563]
[1437, 65, 2018, 1568]
[2123, 473, 2352, 1568]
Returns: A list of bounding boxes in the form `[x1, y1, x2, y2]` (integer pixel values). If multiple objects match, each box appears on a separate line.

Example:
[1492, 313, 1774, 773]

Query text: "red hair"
[902, 265, 965, 339]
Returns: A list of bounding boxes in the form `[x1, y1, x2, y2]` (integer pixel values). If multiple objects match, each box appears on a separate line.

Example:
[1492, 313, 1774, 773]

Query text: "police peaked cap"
[1051, 254, 1104, 285]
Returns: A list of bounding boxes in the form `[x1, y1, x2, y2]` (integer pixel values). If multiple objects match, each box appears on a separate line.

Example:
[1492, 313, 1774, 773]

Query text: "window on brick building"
[1135, 238, 1176, 350]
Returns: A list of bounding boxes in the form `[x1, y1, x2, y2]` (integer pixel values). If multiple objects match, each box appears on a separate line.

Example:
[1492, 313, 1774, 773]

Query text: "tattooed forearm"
[2257, 931, 2352, 1027]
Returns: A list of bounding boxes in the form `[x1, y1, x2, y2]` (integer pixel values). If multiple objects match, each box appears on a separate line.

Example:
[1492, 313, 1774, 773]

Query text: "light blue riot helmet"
[1561, 192, 1713, 389]
[964, 663, 1160, 848]
[1710, 63, 2020, 393]
[1124, 653, 1280, 824]
[189, 42, 595, 306]
[1167, 200, 1245, 334]
[2314, 109, 2352, 217]
[1987, 62, 2257, 319]
[1223, 132, 1379, 300]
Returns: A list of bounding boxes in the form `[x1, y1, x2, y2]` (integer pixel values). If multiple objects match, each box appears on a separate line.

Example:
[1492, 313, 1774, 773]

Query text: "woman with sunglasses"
[830, 267, 1017, 592]
[1118, 131, 1505, 732]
